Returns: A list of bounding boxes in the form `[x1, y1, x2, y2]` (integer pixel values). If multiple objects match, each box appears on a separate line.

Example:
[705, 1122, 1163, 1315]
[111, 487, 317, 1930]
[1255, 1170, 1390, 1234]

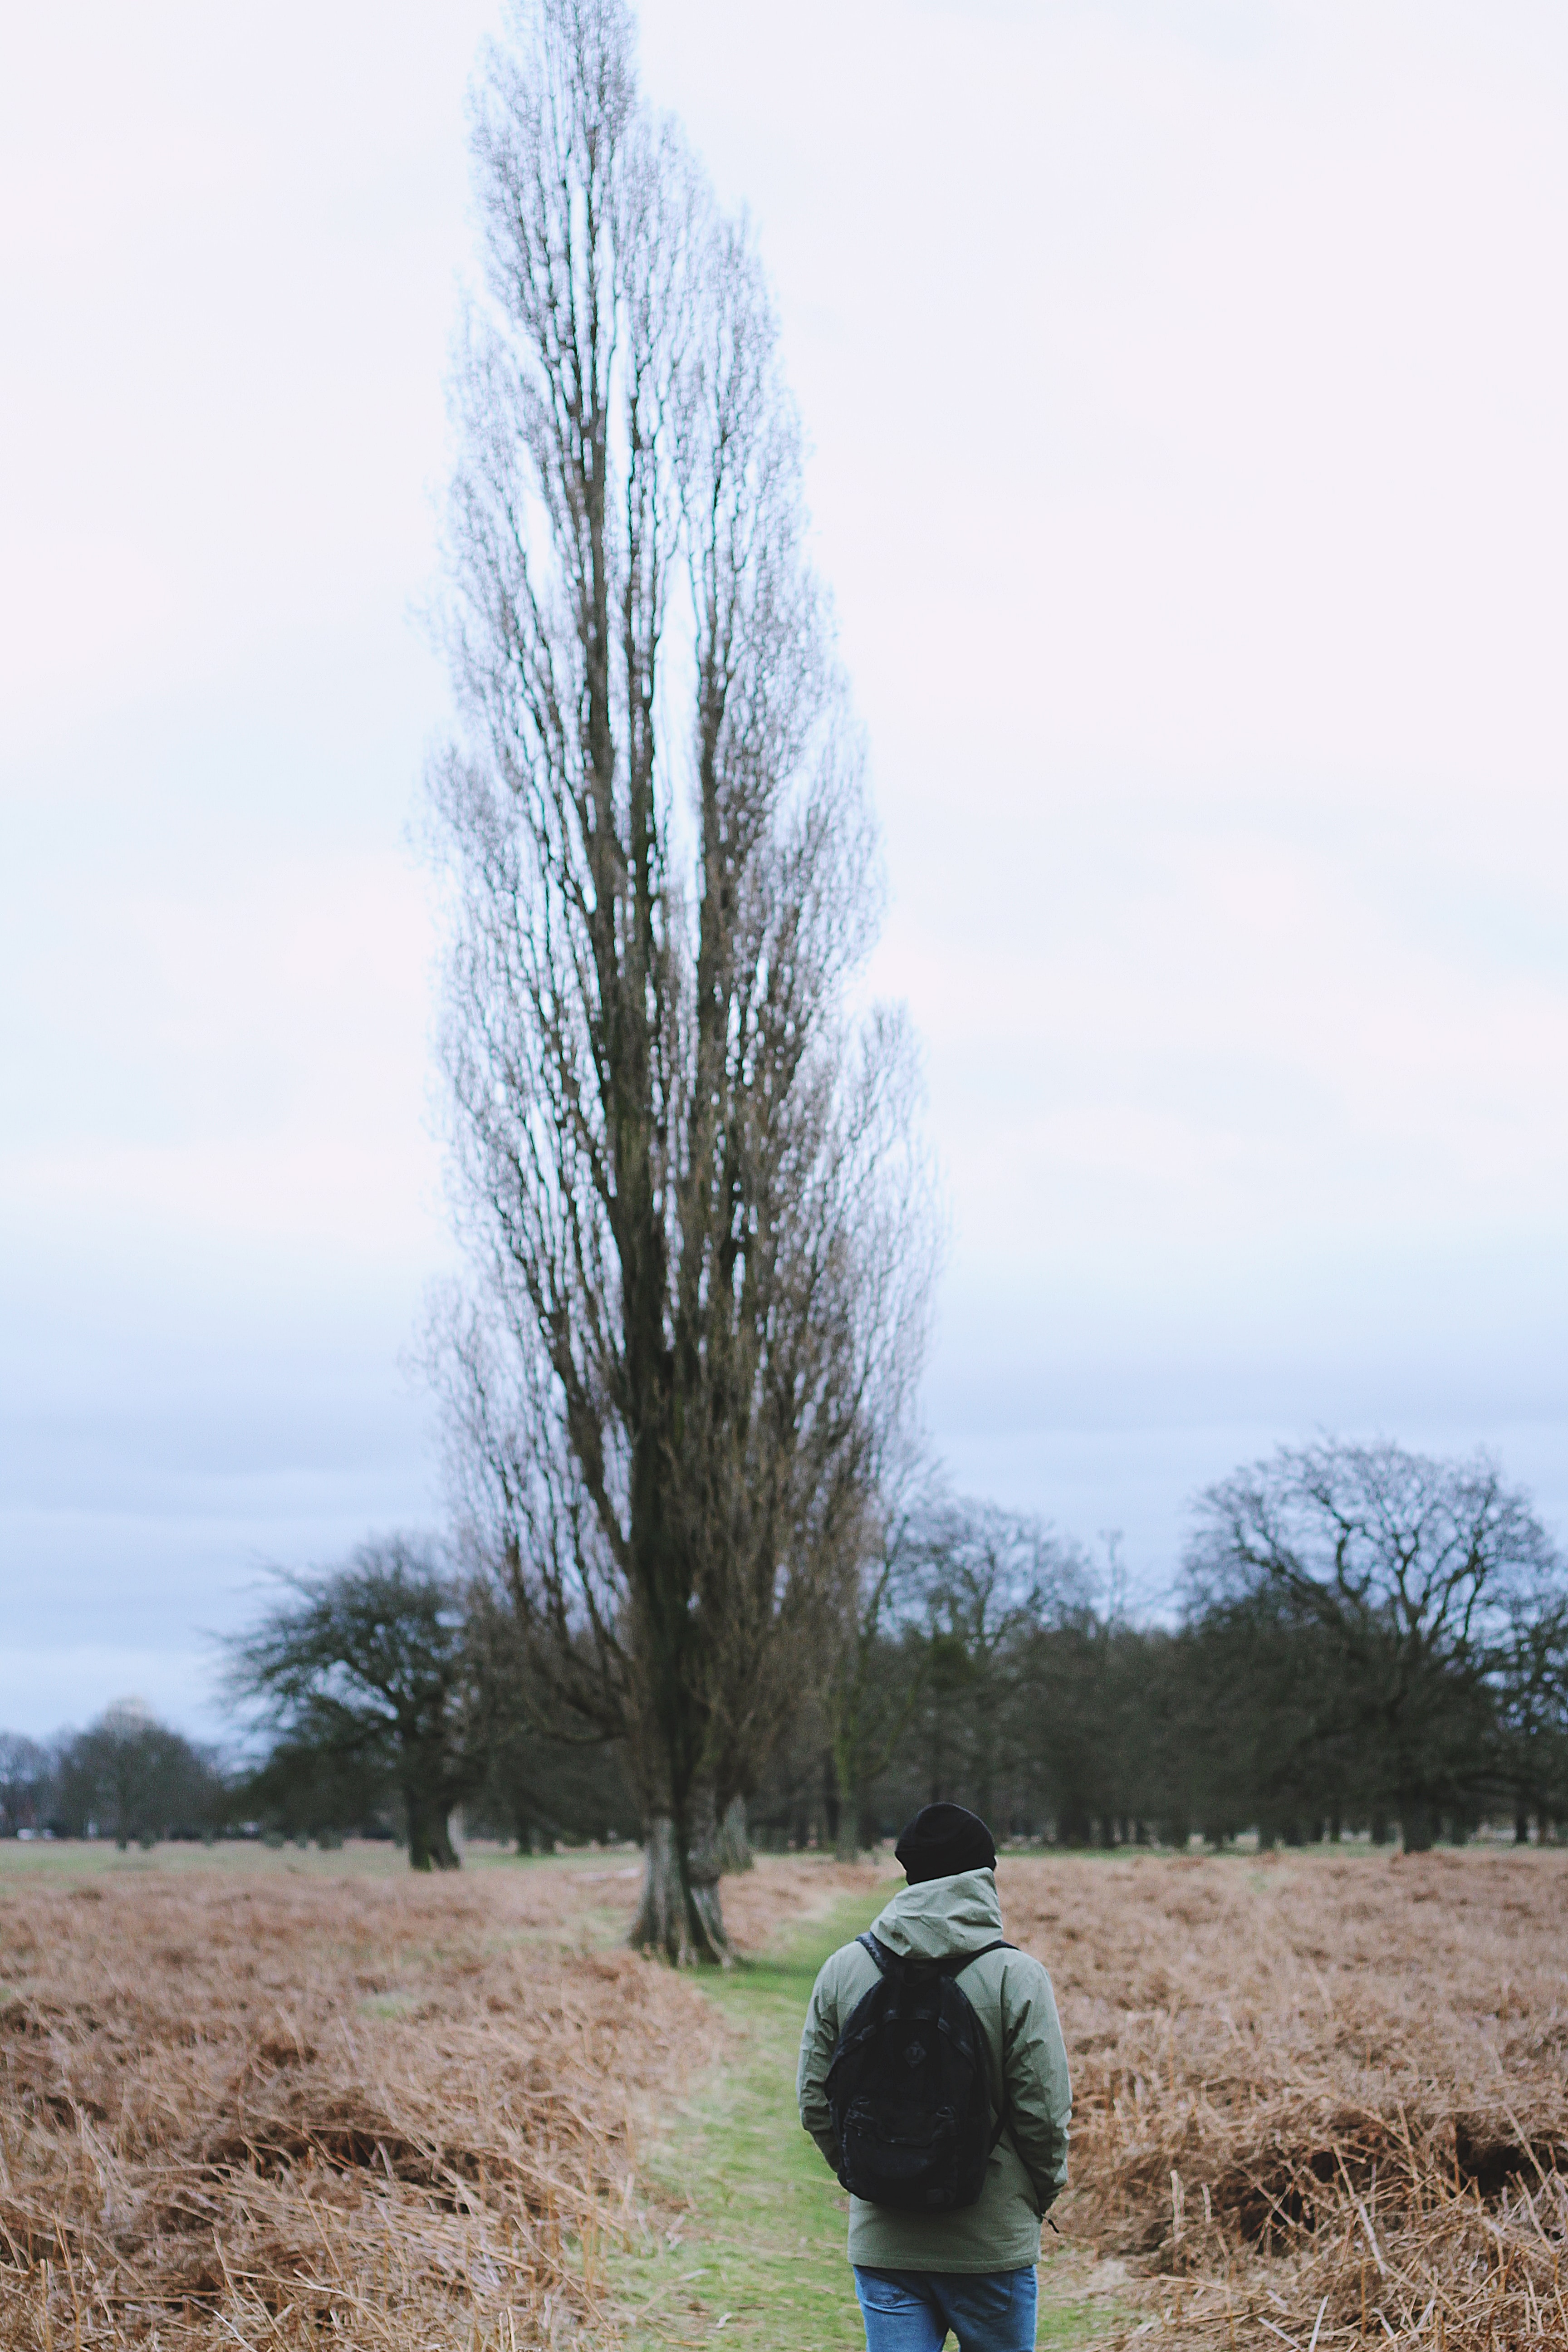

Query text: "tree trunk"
[630, 1813, 732, 1965]
[687, 1876, 730, 1962]
[822, 1753, 841, 1852]
[1514, 1803, 1531, 1846]
[828, 1739, 859, 1859]
[405, 1789, 460, 1872]
[715, 1795, 754, 1874]
[1401, 1803, 1434, 1854]
[1058, 1799, 1091, 1848]
[630, 1814, 679, 1948]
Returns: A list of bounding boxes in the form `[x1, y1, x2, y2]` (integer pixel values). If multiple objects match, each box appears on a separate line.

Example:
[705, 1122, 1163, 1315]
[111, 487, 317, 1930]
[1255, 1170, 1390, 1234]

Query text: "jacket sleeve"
[1000, 1956, 1072, 2211]
[796, 1955, 843, 2172]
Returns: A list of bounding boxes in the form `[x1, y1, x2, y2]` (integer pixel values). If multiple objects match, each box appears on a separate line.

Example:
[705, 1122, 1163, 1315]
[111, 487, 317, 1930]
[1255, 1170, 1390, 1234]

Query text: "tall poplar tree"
[429, 0, 931, 1959]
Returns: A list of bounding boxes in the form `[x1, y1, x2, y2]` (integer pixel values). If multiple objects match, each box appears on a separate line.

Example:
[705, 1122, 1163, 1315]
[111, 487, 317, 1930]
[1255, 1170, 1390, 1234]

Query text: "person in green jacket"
[796, 1803, 1071, 2352]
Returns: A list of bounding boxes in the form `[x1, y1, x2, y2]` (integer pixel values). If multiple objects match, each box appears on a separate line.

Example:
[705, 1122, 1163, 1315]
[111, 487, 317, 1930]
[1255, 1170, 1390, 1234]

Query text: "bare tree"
[228, 1542, 484, 1871]
[0, 1732, 52, 1838]
[1186, 1439, 1556, 1850]
[916, 1501, 1090, 1827]
[52, 1704, 225, 1848]
[1494, 1581, 1568, 1842]
[427, 0, 933, 1960]
[820, 1460, 955, 1861]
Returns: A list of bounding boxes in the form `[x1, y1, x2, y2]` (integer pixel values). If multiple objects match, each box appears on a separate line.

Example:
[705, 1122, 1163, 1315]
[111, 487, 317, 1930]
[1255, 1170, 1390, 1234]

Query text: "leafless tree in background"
[1186, 1439, 1556, 1851]
[820, 1459, 936, 1861]
[427, 0, 934, 1960]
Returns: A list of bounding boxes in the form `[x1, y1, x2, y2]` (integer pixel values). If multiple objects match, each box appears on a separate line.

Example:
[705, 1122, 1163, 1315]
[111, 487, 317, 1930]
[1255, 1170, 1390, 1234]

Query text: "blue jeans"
[853, 2266, 1038, 2352]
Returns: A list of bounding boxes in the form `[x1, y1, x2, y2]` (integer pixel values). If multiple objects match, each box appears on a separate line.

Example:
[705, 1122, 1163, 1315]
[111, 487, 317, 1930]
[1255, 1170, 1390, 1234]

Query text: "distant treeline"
[0, 1705, 228, 1846]
[8, 1440, 1563, 1863]
[766, 1439, 1568, 1856]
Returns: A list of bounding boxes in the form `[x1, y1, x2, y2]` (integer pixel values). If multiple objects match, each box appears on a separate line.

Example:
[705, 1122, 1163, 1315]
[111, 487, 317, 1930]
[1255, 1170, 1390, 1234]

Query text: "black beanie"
[894, 1802, 997, 1884]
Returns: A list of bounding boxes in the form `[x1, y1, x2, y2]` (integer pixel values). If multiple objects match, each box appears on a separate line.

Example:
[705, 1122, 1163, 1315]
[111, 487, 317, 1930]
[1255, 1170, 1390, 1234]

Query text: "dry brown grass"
[6, 1842, 1566, 2350]
[999, 1847, 1568, 2348]
[0, 1851, 666, 2348]
[0, 1847, 859, 2351]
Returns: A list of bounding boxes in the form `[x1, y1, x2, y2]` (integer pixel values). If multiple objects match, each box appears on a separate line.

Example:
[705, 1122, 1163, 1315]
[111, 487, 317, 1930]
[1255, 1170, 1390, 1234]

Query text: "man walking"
[797, 1803, 1071, 2352]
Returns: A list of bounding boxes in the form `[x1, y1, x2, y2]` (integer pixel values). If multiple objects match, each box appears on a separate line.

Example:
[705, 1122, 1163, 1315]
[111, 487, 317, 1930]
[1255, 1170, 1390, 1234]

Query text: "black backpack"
[825, 1931, 1014, 2211]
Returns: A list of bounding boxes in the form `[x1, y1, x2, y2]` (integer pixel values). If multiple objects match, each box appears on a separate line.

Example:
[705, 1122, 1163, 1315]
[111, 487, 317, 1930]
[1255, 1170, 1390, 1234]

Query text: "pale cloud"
[4, 0, 1566, 1729]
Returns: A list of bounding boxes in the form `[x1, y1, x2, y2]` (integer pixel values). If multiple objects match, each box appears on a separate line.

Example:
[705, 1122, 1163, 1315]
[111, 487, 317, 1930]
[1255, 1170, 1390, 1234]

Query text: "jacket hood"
[869, 1866, 1003, 1958]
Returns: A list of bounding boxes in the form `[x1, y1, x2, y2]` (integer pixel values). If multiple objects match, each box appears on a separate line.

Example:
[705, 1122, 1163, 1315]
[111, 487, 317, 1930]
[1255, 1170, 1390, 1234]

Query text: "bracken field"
[1, 1844, 1565, 2350]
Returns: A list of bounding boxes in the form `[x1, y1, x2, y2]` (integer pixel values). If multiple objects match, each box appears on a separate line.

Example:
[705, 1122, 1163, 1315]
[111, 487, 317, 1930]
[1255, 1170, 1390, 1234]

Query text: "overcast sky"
[5, 0, 1566, 1739]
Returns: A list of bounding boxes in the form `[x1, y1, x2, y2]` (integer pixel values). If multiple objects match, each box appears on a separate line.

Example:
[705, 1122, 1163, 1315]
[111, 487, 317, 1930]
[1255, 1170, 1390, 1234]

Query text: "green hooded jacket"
[795, 1867, 1071, 2274]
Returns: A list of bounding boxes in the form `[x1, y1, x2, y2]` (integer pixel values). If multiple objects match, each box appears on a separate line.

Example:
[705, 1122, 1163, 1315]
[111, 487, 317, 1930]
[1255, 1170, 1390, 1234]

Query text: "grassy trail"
[609, 1881, 1116, 2352]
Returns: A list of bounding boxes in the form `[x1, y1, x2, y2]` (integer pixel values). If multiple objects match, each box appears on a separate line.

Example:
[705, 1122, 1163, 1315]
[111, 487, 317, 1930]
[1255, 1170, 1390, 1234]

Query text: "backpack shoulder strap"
[938, 1940, 1017, 2149]
[855, 1934, 1014, 1978]
[938, 1938, 1014, 1977]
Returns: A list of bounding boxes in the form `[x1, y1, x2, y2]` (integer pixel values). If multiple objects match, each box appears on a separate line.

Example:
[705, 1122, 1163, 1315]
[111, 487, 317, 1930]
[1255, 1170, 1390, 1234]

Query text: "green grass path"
[608, 1881, 1117, 2352]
